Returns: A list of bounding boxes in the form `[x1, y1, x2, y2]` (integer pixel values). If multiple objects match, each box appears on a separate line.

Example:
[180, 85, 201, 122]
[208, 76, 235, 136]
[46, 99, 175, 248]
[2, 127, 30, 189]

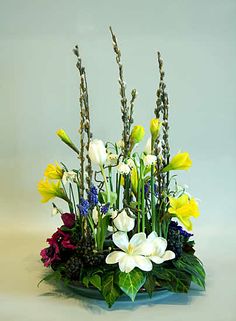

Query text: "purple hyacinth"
[169, 221, 193, 238]
[77, 198, 90, 216]
[87, 185, 98, 206]
[144, 181, 158, 198]
[101, 203, 110, 214]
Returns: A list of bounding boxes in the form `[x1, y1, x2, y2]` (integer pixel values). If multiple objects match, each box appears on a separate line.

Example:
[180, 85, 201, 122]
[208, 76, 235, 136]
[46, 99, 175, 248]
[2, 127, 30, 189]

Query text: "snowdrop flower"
[147, 232, 175, 263]
[113, 209, 135, 232]
[89, 139, 107, 166]
[144, 137, 152, 154]
[127, 158, 135, 168]
[107, 153, 119, 166]
[143, 154, 157, 167]
[62, 171, 77, 184]
[116, 139, 124, 149]
[105, 232, 153, 273]
[117, 162, 131, 175]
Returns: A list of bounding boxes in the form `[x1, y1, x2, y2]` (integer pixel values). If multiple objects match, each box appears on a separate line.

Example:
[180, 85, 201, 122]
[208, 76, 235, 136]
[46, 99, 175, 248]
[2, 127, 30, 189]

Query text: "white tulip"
[144, 137, 152, 154]
[89, 139, 107, 166]
[117, 162, 130, 175]
[143, 154, 157, 167]
[146, 231, 175, 264]
[113, 209, 135, 232]
[107, 153, 119, 166]
[105, 232, 153, 273]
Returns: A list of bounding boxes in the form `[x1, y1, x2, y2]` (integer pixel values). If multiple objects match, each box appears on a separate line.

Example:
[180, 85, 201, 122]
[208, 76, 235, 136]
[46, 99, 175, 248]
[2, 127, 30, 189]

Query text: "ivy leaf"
[101, 272, 121, 308]
[153, 266, 191, 293]
[118, 269, 146, 301]
[82, 276, 90, 288]
[172, 253, 206, 289]
[89, 274, 102, 291]
[143, 273, 156, 297]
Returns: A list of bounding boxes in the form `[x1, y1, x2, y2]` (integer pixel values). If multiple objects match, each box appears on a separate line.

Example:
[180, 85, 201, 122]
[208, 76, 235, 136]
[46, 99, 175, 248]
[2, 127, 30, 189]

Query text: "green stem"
[61, 180, 73, 213]
[150, 164, 156, 232]
[137, 178, 141, 233]
[87, 215, 97, 249]
[141, 178, 145, 232]
[100, 165, 110, 203]
[116, 173, 121, 209]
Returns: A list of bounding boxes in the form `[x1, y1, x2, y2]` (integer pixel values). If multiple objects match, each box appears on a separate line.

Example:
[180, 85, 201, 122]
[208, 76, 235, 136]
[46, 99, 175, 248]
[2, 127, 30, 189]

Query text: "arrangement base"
[67, 284, 172, 302]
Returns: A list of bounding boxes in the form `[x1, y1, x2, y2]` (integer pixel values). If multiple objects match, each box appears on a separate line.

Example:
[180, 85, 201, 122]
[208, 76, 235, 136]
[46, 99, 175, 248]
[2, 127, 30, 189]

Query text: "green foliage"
[100, 191, 117, 207]
[118, 269, 146, 301]
[101, 272, 122, 308]
[143, 273, 156, 297]
[89, 274, 102, 291]
[153, 266, 191, 293]
[37, 270, 62, 287]
[172, 253, 206, 289]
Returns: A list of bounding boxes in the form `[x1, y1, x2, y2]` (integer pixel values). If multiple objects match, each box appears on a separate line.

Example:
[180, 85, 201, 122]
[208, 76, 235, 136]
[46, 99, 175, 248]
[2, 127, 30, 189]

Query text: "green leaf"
[153, 266, 191, 293]
[118, 269, 146, 301]
[143, 273, 156, 297]
[100, 191, 117, 207]
[101, 272, 121, 308]
[37, 270, 61, 287]
[173, 253, 206, 289]
[82, 276, 90, 288]
[89, 274, 102, 291]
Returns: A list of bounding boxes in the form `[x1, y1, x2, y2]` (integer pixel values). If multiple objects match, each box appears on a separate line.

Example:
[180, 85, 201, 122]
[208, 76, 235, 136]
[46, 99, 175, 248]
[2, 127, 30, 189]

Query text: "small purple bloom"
[87, 185, 98, 206]
[101, 203, 110, 214]
[78, 198, 90, 216]
[61, 213, 76, 228]
[169, 221, 193, 238]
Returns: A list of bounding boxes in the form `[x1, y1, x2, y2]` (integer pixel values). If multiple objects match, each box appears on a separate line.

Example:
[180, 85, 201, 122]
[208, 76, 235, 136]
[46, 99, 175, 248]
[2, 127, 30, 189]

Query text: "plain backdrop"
[0, 1, 235, 321]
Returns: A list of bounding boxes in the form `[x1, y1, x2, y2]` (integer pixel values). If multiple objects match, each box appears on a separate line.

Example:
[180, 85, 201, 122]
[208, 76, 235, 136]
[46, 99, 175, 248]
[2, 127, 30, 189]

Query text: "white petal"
[92, 207, 99, 225]
[130, 232, 146, 247]
[119, 255, 136, 273]
[133, 255, 153, 271]
[153, 237, 167, 257]
[149, 255, 165, 264]
[162, 250, 175, 261]
[135, 240, 155, 256]
[147, 231, 158, 241]
[112, 232, 129, 251]
[113, 209, 135, 232]
[105, 251, 125, 264]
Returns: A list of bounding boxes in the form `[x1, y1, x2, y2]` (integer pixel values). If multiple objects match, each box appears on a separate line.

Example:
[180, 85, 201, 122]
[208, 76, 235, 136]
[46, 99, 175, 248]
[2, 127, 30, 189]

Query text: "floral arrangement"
[38, 28, 205, 307]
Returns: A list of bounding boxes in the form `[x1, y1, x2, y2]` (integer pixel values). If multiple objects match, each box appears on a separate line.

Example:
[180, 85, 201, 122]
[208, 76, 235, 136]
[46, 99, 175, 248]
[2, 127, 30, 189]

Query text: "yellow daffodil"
[168, 194, 200, 230]
[150, 118, 161, 141]
[130, 125, 145, 150]
[38, 179, 67, 203]
[56, 129, 80, 155]
[44, 162, 64, 180]
[162, 152, 192, 172]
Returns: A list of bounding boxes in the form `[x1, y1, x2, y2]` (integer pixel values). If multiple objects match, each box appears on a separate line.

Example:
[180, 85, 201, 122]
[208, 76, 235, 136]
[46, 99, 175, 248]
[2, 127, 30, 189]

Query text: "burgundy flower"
[40, 228, 76, 267]
[61, 213, 76, 228]
[40, 243, 60, 267]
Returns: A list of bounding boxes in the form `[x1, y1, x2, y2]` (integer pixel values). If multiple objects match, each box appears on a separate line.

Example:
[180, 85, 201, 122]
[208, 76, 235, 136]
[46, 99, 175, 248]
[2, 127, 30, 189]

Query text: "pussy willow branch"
[73, 45, 93, 195]
[109, 26, 130, 159]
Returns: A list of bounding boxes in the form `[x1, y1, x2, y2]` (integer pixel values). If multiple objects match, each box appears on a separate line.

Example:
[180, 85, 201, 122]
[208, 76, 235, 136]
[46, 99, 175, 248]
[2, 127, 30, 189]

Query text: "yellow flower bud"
[162, 152, 192, 172]
[130, 125, 145, 145]
[56, 129, 72, 145]
[150, 118, 161, 141]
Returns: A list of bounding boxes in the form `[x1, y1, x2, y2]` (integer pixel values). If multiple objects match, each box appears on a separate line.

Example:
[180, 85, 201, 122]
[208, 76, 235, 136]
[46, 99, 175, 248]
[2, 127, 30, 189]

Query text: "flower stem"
[100, 166, 110, 203]
[141, 178, 145, 232]
[150, 164, 156, 232]
[137, 178, 141, 232]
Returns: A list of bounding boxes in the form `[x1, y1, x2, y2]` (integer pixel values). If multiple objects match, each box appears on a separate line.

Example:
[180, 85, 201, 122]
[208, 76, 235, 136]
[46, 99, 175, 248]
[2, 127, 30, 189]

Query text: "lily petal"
[149, 255, 165, 264]
[162, 250, 175, 261]
[133, 255, 152, 271]
[119, 254, 136, 273]
[112, 232, 129, 251]
[153, 237, 167, 257]
[105, 251, 126, 264]
[130, 232, 146, 247]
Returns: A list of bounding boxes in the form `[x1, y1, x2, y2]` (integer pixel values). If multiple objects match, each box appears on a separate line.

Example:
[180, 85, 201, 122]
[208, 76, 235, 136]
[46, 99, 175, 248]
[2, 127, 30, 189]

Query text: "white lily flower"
[113, 209, 135, 232]
[105, 232, 153, 273]
[127, 158, 135, 168]
[92, 207, 99, 225]
[147, 231, 175, 264]
[117, 162, 130, 175]
[107, 153, 119, 166]
[143, 154, 157, 166]
[89, 139, 107, 166]
[62, 171, 77, 184]
[144, 137, 152, 154]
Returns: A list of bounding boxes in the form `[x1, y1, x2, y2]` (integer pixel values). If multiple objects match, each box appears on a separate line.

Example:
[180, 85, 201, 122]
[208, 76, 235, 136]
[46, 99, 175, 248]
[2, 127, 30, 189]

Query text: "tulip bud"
[130, 125, 145, 144]
[89, 139, 107, 166]
[150, 118, 161, 141]
[162, 152, 192, 172]
[113, 209, 135, 232]
[144, 137, 152, 154]
[56, 129, 80, 155]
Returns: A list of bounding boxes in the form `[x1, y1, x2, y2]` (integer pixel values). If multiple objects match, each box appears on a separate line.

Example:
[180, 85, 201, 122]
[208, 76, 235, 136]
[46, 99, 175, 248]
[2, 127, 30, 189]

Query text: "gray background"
[0, 1, 235, 320]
